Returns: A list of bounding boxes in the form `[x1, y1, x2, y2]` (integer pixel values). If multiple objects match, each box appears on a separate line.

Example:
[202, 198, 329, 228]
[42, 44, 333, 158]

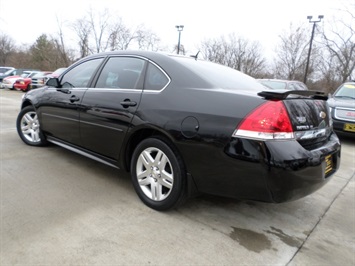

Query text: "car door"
[79, 56, 146, 160]
[39, 58, 104, 145]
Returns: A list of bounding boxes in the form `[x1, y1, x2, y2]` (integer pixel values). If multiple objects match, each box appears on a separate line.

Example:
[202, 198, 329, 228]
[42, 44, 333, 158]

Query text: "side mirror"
[46, 77, 60, 88]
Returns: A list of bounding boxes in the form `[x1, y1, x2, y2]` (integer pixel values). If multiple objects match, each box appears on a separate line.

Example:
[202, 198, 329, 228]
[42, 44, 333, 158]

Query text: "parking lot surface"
[1, 89, 354, 265]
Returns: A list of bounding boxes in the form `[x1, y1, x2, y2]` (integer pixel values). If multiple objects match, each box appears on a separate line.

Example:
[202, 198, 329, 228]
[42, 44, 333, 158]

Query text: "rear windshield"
[260, 80, 287, 90]
[172, 57, 264, 91]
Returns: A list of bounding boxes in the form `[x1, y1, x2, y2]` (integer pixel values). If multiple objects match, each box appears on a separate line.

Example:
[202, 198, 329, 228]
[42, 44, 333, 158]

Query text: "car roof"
[69, 50, 264, 92]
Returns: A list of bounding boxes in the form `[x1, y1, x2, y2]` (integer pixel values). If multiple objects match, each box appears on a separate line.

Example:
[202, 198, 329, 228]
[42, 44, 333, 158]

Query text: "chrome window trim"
[143, 59, 171, 93]
[90, 55, 171, 94]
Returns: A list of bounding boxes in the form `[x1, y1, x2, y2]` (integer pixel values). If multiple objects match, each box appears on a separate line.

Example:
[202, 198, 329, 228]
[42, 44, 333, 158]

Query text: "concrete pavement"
[1, 89, 354, 265]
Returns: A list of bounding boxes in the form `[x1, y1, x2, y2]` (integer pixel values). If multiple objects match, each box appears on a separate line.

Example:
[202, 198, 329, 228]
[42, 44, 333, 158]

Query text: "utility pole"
[304, 15, 324, 84]
[175, 25, 184, 55]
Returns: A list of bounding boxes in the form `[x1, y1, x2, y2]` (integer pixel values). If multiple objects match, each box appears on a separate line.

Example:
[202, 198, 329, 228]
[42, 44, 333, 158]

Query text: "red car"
[14, 71, 51, 92]
[1, 71, 38, 90]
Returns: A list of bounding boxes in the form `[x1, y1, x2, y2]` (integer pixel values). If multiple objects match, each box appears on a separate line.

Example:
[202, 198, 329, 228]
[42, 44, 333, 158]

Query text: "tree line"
[0, 6, 354, 93]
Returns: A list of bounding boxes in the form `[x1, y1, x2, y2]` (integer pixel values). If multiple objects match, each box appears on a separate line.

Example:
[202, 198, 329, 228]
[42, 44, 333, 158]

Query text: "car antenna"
[190, 51, 200, 60]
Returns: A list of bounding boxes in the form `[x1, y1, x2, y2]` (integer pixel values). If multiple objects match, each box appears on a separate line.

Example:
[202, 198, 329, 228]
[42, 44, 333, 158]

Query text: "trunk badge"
[296, 116, 307, 123]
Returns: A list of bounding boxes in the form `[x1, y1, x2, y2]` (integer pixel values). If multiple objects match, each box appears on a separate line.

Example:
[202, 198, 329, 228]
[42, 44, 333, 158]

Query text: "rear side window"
[95, 57, 145, 89]
[144, 63, 170, 91]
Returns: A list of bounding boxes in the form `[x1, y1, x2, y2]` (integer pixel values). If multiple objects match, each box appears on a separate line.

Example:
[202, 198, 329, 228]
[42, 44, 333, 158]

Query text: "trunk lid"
[258, 90, 332, 149]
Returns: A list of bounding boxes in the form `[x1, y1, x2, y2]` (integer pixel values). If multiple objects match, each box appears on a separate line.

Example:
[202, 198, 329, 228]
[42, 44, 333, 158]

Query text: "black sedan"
[16, 51, 341, 211]
[328, 82, 355, 136]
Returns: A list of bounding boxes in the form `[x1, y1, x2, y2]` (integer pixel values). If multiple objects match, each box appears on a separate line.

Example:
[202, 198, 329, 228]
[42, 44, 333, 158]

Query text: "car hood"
[4, 75, 21, 81]
[328, 97, 355, 109]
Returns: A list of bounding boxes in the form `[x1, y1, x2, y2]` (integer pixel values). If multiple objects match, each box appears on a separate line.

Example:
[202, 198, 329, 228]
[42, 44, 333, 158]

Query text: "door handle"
[120, 100, 137, 108]
[70, 95, 80, 103]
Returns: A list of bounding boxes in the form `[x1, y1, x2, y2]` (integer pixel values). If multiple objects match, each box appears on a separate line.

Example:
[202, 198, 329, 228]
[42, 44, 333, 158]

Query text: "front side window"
[61, 58, 104, 88]
[95, 57, 145, 89]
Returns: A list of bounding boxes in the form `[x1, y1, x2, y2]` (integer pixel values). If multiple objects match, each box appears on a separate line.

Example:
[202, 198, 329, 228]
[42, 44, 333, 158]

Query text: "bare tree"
[136, 27, 161, 51]
[321, 7, 355, 84]
[7, 44, 33, 68]
[71, 9, 163, 54]
[107, 18, 136, 51]
[199, 33, 266, 77]
[52, 16, 73, 66]
[273, 23, 316, 81]
[72, 17, 92, 58]
[0, 33, 16, 65]
[313, 55, 341, 93]
[88, 8, 110, 53]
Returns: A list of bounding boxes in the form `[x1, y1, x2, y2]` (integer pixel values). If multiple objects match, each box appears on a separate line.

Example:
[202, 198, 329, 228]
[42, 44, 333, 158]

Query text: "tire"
[16, 106, 48, 146]
[130, 137, 186, 211]
[24, 84, 31, 92]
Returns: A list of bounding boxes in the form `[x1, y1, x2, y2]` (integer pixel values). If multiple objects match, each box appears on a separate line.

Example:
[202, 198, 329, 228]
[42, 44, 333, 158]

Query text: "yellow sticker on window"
[344, 84, 355, 89]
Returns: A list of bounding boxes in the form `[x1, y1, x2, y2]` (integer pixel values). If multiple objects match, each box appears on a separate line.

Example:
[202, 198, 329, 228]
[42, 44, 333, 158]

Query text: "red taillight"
[233, 101, 294, 140]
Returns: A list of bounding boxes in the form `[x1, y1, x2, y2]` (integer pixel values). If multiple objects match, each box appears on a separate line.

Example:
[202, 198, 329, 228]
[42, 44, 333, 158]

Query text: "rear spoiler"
[258, 90, 327, 100]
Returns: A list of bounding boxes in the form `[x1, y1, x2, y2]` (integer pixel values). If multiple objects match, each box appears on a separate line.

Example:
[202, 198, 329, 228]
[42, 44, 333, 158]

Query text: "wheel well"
[21, 100, 33, 109]
[124, 128, 179, 172]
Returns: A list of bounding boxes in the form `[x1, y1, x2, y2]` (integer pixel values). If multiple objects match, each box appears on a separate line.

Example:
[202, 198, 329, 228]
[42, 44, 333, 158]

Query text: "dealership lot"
[1, 89, 354, 265]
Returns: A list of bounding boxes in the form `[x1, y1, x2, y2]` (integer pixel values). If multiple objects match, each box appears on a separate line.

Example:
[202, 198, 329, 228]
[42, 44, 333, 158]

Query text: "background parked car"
[0, 66, 14, 74]
[14, 71, 52, 92]
[0, 68, 40, 82]
[258, 79, 309, 91]
[327, 81, 355, 136]
[28, 71, 53, 90]
[1, 71, 40, 90]
[48, 67, 67, 78]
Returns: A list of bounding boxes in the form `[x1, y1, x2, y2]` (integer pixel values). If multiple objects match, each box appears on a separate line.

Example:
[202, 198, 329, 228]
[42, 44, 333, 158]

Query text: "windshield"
[32, 72, 47, 78]
[3, 69, 15, 75]
[0, 67, 12, 74]
[20, 73, 28, 78]
[334, 83, 355, 99]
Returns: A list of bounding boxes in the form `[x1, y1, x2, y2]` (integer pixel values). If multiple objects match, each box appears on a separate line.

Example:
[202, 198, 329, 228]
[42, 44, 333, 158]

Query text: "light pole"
[304, 15, 324, 84]
[175, 25, 184, 55]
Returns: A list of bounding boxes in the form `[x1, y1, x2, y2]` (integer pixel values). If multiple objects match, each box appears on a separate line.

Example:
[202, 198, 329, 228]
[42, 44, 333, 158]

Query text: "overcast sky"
[0, 0, 353, 56]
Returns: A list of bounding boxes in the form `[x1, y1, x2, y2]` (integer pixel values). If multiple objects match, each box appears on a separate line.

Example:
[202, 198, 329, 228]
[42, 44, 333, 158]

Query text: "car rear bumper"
[263, 133, 341, 202]
[184, 132, 341, 203]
